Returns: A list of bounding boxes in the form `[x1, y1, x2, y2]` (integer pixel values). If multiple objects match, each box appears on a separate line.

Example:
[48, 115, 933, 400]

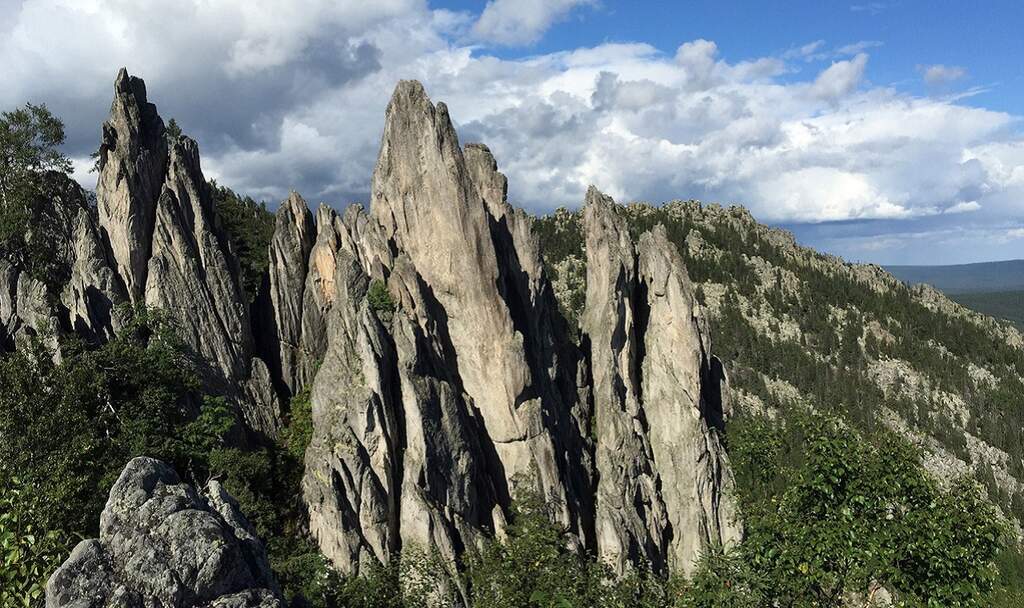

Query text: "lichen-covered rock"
[46, 457, 283, 608]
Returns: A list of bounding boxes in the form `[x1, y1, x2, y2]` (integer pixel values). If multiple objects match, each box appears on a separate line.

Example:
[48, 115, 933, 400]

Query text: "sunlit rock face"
[290, 80, 738, 578]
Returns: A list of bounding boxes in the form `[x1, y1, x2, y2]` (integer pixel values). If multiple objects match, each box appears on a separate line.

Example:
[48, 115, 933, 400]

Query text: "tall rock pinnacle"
[295, 80, 733, 578]
[94, 69, 281, 435]
[96, 68, 168, 303]
[65, 72, 738, 585]
[369, 79, 588, 535]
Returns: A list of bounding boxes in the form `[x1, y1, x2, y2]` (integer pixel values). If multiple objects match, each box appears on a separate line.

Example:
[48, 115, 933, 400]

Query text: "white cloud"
[472, 0, 593, 46]
[811, 53, 868, 100]
[783, 40, 825, 61]
[920, 64, 968, 87]
[835, 40, 883, 56]
[1, 1, 1022, 263]
[850, 3, 890, 15]
[944, 200, 981, 214]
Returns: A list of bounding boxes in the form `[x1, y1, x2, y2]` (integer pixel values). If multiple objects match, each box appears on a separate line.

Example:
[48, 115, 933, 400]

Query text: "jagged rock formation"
[0, 174, 126, 350]
[0, 68, 281, 435]
[46, 457, 283, 608]
[264, 80, 737, 577]
[582, 189, 739, 573]
[14, 70, 737, 588]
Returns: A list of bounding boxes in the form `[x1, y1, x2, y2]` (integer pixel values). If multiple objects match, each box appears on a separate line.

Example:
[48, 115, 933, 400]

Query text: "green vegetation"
[713, 411, 1004, 607]
[367, 279, 396, 320]
[1, 477, 70, 608]
[165, 117, 182, 140]
[951, 290, 1024, 330]
[0, 310, 332, 606]
[210, 180, 275, 302]
[0, 103, 83, 289]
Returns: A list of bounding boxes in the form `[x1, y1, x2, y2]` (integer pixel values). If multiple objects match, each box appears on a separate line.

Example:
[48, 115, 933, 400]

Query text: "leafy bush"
[702, 412, 1004, 607]
[0, 103, 85, 288]
[367, 279, 395, 320]
[0, 477, 71, 608]
[466, 489, 671, 608]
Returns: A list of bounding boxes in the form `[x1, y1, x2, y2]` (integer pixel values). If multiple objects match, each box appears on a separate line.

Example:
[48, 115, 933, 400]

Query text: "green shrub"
[0, 477, 73, 608]
[367, 279, 395, 320]
[702, 413, 1004, 607]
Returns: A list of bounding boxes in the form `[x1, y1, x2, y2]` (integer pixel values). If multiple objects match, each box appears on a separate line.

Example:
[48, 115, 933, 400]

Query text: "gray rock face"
[46, 457, 283, 608]
[266, 193, 315, 394]
[61, 205, 128, 343]
[96, 68, 168, 303]
[582, 186, 669, 572]
[582, 189, 740, 574]
[95, 69, 280, 435]
[0, 260, 61, 350]
[290, 80, 734, 579]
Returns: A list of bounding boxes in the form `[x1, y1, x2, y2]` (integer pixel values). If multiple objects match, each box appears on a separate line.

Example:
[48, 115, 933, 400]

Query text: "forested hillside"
[951, 291, 1024, 331]
[536, 201, 1024, 604]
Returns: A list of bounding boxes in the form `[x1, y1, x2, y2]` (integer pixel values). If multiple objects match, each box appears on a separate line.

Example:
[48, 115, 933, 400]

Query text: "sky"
[1, 0, 1022, 265]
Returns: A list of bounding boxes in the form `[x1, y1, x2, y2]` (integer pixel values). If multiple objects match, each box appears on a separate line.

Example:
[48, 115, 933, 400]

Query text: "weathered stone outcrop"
[582, 188, 739, 573]
[0, 261, 61, 351]
[46, 457, 283, 608]
[582, 186, 669, 572]
[96, 70, 280, 435]
[266, 193, 315, 394]
[292, 80, 732, 579]
[96, 68, 168, 303]
[1, 69, 281, 436]
[62, 204, 128, 343]
[32, 70, 737, 591]
[635, 225, 741, 571]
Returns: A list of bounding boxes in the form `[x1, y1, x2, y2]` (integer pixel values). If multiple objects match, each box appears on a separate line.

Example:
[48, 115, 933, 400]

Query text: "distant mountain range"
[885, 260, 1024, 329]
[886, 259, 1024, 294]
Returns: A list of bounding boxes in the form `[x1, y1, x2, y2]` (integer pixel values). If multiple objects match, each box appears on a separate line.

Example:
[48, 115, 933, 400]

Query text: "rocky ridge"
[1, 68, 280, 435]
[536, 198, 1024, 533]
[41, 72, 740, 597]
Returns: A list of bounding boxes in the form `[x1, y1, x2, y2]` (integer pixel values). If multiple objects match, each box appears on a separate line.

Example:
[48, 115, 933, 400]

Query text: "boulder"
[46, 457, 283, 608]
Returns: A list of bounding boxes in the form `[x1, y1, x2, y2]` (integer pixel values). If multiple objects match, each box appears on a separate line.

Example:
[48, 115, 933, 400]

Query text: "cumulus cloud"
[472, 0, 593, 46]
[944, 200, 981, 214]
[811, 53, 869, 100]
[920, 64, 968, 86]
[1, 1, 1021, 263]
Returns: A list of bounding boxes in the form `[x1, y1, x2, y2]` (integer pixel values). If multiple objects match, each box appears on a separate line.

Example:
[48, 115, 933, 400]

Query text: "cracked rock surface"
[46, 457, 283, 608]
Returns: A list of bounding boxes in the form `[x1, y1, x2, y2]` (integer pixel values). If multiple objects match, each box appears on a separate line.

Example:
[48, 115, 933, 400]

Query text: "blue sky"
[1, 0, 1022, 264]
[441, 0, 1024, 111]
[447, 0, 1023, 118]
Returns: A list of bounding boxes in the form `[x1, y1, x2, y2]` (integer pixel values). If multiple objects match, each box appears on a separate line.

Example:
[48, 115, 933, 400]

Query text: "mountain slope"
[536, 201, 1024, 530]
[4, 71, 1018, 606]
[950, 291, 1024, 330]
[886, 260, 1024, 293]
